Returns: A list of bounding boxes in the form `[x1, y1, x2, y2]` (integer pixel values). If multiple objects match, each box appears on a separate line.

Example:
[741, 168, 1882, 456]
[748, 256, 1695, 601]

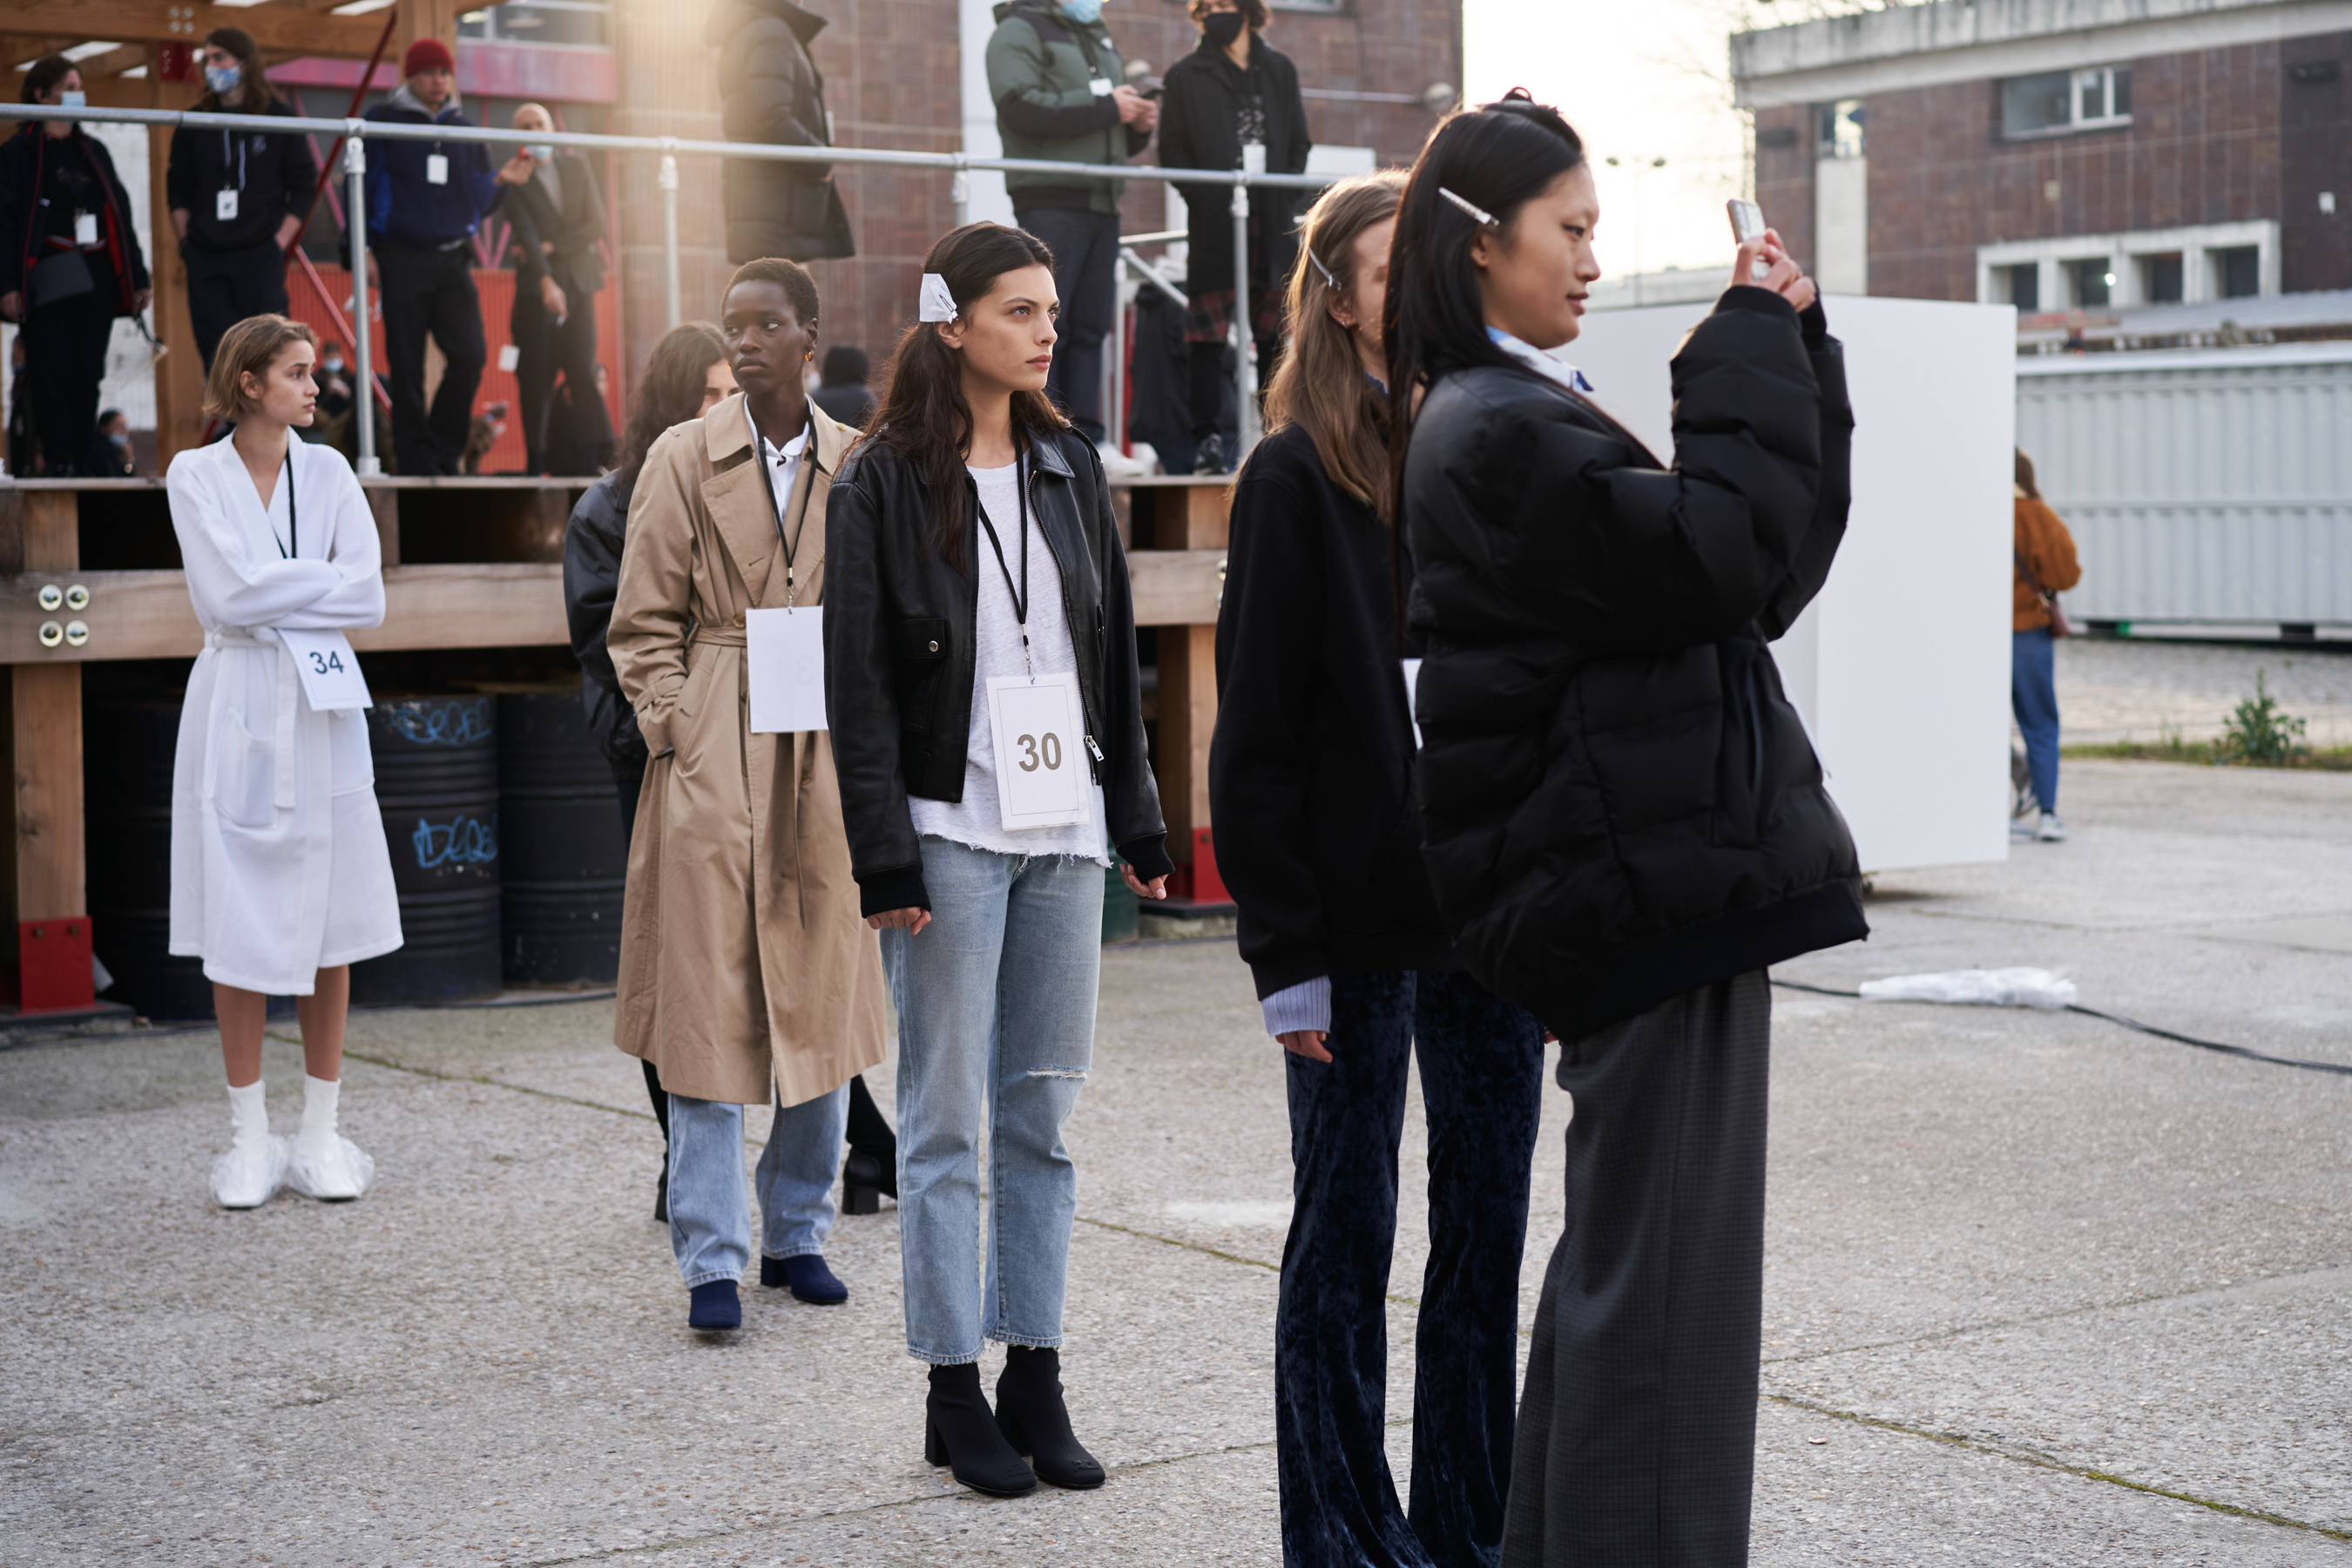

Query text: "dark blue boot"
[686, 1280, 740, 1330]
[760, 1253, 848, 1305]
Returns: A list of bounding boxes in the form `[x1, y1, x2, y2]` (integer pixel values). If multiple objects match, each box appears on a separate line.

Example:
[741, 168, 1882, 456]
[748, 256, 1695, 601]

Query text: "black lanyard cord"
[268, 445, 297, 559]
[972, 446, 1032, 670]
[746, 404, 817, 604]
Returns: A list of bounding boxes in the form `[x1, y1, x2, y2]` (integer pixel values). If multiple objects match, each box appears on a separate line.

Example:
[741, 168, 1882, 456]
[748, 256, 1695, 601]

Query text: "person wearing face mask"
[985, 0, 1156, 462]
[97, 408, 134, 476]
[1389, 93, 1861, 1565]
[165, 27, 318, 373]
[1158, 0, 1308, 474]
[0, 55, 153, 476]
[500, 103, 614, 476]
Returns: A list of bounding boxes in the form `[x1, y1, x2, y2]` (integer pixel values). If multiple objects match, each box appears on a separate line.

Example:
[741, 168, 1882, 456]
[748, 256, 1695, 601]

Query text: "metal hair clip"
[1308, 249, 1337, 289]
[1437, 186, 1497, 229]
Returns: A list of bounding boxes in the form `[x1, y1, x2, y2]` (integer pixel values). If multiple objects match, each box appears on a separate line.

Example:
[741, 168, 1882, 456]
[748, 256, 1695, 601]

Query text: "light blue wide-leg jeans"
[666, 1084, 849, 1288]
[882, 836, 1103, 1364]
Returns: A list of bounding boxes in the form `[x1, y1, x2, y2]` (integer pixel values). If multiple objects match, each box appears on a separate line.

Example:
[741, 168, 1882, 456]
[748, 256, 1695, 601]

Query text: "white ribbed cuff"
[1260, 976, 1332, 1038]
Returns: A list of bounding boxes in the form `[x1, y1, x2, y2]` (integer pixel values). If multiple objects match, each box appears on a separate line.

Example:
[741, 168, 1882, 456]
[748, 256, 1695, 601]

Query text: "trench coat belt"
[206, 625, 301, 813]
[691, 627, 748, 647]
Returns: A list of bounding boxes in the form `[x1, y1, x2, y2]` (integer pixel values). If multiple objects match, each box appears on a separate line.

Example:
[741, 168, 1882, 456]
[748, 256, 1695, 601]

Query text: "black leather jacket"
[562, 470, 648, 770]
[824, 425, 1173, 915]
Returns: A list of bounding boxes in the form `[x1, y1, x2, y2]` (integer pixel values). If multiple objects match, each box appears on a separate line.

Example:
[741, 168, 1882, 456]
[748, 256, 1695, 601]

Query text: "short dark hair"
[1191, 0, 1270, 30]
[21, 53, 75, 106]
[821, 345, 868, 386]
[725, 258, 821, 329]
[98, 409, 125, 429]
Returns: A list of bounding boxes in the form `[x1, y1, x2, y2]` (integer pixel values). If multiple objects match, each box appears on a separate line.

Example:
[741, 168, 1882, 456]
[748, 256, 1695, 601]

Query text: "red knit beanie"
[402, 38, 456, 78]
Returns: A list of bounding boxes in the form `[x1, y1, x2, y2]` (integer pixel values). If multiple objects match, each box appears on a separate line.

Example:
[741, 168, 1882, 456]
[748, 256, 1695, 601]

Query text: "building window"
[2213, 246, 2261, 299]
[458, 2, 610, 47]
[2001, 65, 2132, 138]
[1817, 99, 1864, 159]
[1999, 263, 2039, 313]
[2068, 258, 2115, 308]
[2139, 253, 2184, 303]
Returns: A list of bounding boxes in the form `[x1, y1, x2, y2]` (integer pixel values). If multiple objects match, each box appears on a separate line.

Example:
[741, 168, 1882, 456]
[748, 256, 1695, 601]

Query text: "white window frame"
[2000, 64, 2133, 139]
[1976, 220, 2279, 313]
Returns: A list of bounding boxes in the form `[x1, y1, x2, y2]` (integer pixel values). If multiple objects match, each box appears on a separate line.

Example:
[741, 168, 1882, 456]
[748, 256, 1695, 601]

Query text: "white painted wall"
[1814, 156, 1869, 297]
[959, 0, 1017, 228]
[1566, 294, 2017, 872]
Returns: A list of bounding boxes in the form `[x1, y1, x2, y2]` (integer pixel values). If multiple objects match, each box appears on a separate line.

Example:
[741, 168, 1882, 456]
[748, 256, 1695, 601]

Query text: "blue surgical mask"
[204, 64, 242, 96]
[57, 91, 85, 110]
[1059, 0, 1105, 25]
[527, 143, 556, 162]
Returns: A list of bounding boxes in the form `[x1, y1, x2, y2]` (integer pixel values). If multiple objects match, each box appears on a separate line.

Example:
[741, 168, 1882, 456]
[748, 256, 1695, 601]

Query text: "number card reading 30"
[278, 628, 372, 711]
[986, 671, 1089, 831]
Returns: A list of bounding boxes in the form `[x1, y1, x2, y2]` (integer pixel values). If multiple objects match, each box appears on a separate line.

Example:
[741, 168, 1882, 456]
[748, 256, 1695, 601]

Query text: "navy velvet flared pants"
[1279, 970, 1547, 1568]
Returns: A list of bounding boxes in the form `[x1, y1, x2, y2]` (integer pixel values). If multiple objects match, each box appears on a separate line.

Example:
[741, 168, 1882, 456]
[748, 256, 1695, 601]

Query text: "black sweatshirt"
[1208, 422, 1456, 1002]
[166, 101, 318, 254]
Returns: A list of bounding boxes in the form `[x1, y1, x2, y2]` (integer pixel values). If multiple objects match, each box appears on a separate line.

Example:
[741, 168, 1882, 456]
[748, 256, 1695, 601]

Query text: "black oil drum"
[349, 696, 502, 1005]
[497, 690, 626, 984]
[84, 700, 216, 1018]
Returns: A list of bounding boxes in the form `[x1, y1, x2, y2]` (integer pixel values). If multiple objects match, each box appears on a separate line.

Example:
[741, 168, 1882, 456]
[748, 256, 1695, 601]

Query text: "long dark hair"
[195, 28, 278, 113]
[20, 53, 75, 106]
[865, 222, 1068, 569]
[617, 321, 727, 489]
[1382, 91, 1586, 527]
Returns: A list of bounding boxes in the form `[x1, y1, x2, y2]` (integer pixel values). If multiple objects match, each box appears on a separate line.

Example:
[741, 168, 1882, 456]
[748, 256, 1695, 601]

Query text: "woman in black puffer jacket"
[1386, 94, 1863, 1566]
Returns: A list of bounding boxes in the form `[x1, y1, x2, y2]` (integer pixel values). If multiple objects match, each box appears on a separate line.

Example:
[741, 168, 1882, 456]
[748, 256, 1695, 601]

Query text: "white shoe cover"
[210, 1134, 290, 1209]
[287, 1135, 375, 1201]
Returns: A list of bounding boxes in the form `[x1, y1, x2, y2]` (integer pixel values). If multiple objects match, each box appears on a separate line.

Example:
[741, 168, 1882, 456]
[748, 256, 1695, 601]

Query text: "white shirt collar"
[1487, 327, 1595, 394]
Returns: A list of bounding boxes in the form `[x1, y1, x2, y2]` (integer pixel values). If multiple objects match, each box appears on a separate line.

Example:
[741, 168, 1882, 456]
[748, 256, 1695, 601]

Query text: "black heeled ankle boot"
[995, 1346, 1105, 1490]
[925, 1362, 1036, 1497]
[841, 1150, 887, 1215]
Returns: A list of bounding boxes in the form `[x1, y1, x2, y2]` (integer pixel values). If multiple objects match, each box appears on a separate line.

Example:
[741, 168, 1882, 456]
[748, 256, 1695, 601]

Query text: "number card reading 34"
[278, 628, 372, 711]
[986, 671, 1088, 831]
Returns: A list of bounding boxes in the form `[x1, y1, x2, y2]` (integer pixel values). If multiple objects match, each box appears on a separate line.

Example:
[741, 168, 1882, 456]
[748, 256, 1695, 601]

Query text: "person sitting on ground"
[809, 343, 875, 429]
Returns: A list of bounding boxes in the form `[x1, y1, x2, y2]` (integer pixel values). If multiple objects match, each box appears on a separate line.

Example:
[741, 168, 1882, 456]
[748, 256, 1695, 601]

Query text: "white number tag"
[215, 189, 239, 222]
[73, 212, 98, 247]
[425, 153, 449, 186]
[1242, 142, 1267, 176]
[746, 606, 828, 733]
[1401, 658, 1423, 750]
[987, 671, 1088, 831]
[1089, 77, 1113, 97]
[279, 629, 372, 712]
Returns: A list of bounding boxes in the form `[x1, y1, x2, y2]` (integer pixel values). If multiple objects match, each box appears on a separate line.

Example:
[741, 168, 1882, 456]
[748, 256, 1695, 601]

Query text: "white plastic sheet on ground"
[1856, 968, 2079, 1010]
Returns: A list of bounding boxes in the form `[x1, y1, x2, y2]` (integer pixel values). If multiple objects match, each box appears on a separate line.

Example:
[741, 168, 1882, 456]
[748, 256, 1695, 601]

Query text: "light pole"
[1605, 153, 1667, 307]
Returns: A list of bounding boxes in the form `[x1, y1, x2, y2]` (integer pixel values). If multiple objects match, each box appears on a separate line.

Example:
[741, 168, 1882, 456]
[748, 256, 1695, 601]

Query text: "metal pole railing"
[659, 147, 682, 330]
[951, 154, 970, 230]
[1231, 172, 1256, 458]
[343, 134, 379, 477]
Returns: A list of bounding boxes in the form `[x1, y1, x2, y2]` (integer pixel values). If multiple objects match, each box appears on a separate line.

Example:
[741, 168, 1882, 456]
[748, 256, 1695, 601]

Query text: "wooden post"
[1140, 483, 1230, 902]
[397, 0, 468, 71]
[6, 490, 90, 1009]
[147, 44, 205, 466]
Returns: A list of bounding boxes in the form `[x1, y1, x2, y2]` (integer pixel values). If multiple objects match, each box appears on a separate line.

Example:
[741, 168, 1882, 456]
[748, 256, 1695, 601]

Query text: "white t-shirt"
[907, 458, 1110, 863]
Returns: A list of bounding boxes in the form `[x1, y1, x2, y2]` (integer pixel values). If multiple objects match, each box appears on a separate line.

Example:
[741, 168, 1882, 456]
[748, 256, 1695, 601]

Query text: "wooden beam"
[147, 44, 207, 469]
[6, 39, 78, 68]
[1126, 549, 1224, 627]
[0, 2, 392, 58]
[74, 42, 148, 78]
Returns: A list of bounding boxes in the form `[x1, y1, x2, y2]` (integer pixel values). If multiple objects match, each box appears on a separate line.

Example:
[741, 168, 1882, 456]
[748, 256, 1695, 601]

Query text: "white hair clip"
[1308, 249, 1337, 289]
[1437, 186, 1497, 229]
[918, 273, 958, 323]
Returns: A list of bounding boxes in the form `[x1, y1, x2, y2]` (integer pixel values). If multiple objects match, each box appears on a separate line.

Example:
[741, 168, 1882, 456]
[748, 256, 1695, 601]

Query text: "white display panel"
[1567, 295, 2016, 872]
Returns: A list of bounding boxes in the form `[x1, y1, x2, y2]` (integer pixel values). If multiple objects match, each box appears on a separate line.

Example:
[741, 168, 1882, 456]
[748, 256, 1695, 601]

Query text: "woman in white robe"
[166, 314, 402, 1209]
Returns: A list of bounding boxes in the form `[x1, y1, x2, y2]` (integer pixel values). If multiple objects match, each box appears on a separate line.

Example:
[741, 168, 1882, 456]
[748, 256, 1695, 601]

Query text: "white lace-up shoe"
[2035, 812, 2069, 842]
[287, 1134, 375, 1201]
[210, 1134, 289, 1209]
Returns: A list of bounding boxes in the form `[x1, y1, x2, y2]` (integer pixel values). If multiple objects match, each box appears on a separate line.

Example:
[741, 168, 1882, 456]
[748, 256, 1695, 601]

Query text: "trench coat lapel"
[700, 393, 855, 609]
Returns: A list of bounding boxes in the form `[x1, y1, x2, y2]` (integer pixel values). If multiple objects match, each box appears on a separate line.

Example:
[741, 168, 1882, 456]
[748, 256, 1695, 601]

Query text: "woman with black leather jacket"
[0, 56, 152, 476]
[824, 222, 1171, 1499]
[1389, 94, 1862, 1565]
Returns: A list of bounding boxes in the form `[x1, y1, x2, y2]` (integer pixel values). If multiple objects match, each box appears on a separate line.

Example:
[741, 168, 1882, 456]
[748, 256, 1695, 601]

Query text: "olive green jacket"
[985, 0, 1150, 213]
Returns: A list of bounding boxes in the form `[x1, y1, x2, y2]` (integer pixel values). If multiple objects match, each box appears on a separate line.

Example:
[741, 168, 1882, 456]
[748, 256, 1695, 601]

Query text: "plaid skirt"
[1186, 284, 1285, 347]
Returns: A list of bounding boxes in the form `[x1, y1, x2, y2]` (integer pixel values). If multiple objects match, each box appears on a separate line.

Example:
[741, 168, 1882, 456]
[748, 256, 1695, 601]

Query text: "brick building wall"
[607, 0, 1458, 397]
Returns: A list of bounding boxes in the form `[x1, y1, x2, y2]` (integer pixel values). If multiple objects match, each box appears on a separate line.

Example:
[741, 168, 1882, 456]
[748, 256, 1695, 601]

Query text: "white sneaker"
[2010, 816, 2038, 840]
[2035, 812, 2069, 842]
[1095, 442, 1148, 477]
[287, 1134, 375, 1201]
[210, 1134, 289, 1209]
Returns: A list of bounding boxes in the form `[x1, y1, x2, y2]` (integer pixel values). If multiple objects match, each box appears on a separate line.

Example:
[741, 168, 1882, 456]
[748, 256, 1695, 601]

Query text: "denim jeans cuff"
[909, 1345, 984, 1366]
[760, 1247, 824, 1262]
[990, 1331, 1064, 1350]
[680, 1268, 742, 1289]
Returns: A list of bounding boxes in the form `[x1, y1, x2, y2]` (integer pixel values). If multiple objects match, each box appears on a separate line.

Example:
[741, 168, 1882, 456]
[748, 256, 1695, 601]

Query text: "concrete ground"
[2056, 638, 2352, 747]
[5, 754, 2352, 1566]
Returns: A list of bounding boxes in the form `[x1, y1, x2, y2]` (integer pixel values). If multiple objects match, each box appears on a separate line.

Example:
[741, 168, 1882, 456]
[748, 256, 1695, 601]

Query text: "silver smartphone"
[1727, 199, 1771, 280]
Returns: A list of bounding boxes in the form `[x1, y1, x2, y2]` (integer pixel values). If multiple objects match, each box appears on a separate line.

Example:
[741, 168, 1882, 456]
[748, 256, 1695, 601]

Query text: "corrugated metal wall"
[2016, 344, 2352, 625]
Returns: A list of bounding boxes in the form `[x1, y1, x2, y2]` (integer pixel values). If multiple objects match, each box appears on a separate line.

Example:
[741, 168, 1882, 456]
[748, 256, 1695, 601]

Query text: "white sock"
[227, 1079, 270, 1150]
[299, 1074, 341, 1152]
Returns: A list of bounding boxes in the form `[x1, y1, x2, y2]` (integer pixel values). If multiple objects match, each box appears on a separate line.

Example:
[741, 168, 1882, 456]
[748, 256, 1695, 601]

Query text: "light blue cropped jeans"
[882, 835, 1103, 1364]
[666, 1084, 848, 1289]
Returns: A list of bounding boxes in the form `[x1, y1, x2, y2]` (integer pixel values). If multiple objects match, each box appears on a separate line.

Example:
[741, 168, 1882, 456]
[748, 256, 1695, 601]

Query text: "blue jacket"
[362, 87, 499, 250]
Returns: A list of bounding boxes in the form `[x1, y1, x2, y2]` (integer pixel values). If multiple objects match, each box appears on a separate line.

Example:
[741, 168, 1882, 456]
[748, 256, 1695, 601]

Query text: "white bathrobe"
[166, 436, 402, 995]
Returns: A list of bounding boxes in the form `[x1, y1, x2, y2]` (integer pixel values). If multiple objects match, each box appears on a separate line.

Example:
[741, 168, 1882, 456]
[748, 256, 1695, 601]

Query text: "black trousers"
[511, 287, 612, 475]
[1188, 336, 1281, 448]
[377, 243, 485, 476]
[186, 239, 290, 372]
[1502, 971, 1773, 1568]
[1280, 970, 1546, 1568]
[1015, 206, 1119, 443]
[22, 278, 118, 476]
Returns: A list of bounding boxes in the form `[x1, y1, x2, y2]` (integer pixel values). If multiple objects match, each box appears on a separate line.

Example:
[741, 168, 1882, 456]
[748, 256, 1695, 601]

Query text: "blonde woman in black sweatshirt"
[1207, 172, 1545, 1568]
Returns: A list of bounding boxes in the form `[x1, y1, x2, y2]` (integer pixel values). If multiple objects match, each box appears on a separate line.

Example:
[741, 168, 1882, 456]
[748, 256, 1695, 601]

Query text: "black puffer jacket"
[1406, 287, 1864, 1041]
[706, 0, 853, 263]
[563, 470, 648, 769]
[823, 425, 1173, 916]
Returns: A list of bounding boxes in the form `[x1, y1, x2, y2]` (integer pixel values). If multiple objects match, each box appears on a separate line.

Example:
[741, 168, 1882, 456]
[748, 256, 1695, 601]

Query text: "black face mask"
[1202, 11, 1246, 49]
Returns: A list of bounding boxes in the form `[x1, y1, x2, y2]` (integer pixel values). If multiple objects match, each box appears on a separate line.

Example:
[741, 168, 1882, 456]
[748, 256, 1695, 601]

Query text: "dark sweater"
[1209, 422, 1456, 1002]
[165, 100, 317, 253]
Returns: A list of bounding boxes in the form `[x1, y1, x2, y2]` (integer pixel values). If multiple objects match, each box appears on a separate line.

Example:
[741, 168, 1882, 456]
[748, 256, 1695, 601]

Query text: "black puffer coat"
[1405, 287, 1865, 1041]
[706, 0, 853, 263]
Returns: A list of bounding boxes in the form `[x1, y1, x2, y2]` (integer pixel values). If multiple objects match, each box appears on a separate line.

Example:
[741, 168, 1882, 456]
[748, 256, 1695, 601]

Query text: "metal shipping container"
[2015, 343, 2352, 629]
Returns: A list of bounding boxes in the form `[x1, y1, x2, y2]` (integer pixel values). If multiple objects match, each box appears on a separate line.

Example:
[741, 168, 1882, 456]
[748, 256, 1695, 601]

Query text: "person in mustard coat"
[609, 257, 888, 1331]
[2013, 447, 2082, 842]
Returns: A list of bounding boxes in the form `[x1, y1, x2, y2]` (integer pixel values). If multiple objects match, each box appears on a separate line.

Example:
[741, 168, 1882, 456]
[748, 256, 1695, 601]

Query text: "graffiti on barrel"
[413, 814, 500, 871]
[382, 700, 495, 747]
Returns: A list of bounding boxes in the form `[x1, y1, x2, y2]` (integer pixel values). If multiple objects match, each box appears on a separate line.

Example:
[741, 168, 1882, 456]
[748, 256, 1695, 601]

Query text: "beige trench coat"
[608, 394, 887, 1105]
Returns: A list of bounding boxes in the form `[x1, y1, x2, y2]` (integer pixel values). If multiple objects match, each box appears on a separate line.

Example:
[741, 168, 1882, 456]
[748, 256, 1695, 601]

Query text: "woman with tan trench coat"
[610, 258, 888, 1332]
